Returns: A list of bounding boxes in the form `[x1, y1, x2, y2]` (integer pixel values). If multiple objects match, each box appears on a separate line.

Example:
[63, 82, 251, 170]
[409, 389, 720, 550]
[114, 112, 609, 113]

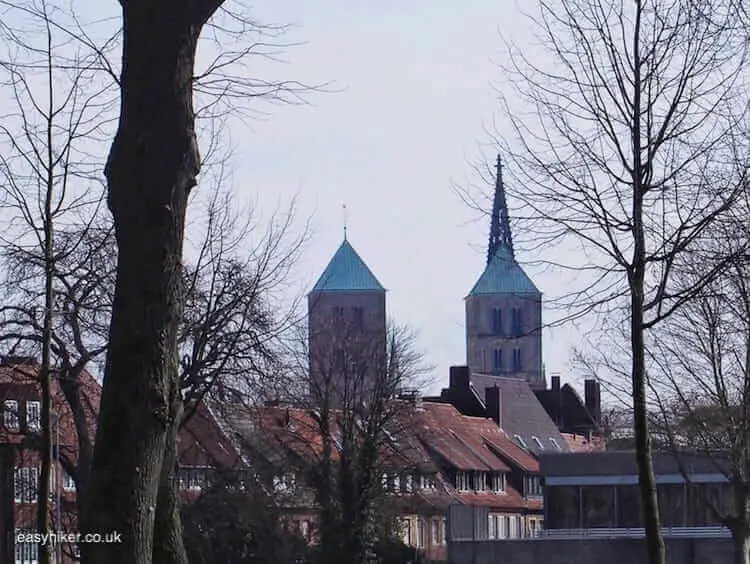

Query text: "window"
[492, 473, 505, 493]
[525, 475, 543, 497]
[4, 400, 19, 431]
[480, 348, 487, 371]
[405, 474, 413, 493]
[512, 348, 522, 371]
[14, 467, 39, 503]
[491, 307, 503, 334]
[420, 474, 436, 490]
[503, 515, 511, 538]
[62, 469, 76, 492]
[352, 306, 364, 331]
[400, 519, 411, 545]
[488, 514, 498, 539]
[332, 306, 344, 319]
[392, 474, 400, 492]
[381, 473, 389, 490]
[431, 519, 441, 545]
[15, 529, 38, 563]
[334, 349, 345, 372]
[26, 401, 41, 433]
[532, 436, 544, 450]
[513, 434, 528, 449]
[474, 472, 487, 492]
[178, 467, 208, 491]
[417, 518, 425, 548]
[301, 520, 311, 540]
[492, 349, 503, 372]
[549, 438, 561, 451]
[516, 516, 523, 537]
[273, 473, 296, 493]
[456, 471, 470, 492]
[511, 308, 523, 336]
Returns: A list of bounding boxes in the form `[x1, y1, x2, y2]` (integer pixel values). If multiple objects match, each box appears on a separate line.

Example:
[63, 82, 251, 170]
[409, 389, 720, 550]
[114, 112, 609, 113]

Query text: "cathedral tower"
[465, 156, 544, 389]
[308, 237, 387, 402]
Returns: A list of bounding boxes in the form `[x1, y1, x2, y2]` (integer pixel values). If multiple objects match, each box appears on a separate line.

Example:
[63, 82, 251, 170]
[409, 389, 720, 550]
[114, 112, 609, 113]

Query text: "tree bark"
[152, 379, 187, 564]
[732, 524, 750, 564]
[80, 3, 206, 563]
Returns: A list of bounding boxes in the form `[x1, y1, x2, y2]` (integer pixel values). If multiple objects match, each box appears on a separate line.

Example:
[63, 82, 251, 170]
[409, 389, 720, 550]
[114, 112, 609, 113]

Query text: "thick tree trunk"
[152, 382, 187, 564]
[79, 3, 204, 563]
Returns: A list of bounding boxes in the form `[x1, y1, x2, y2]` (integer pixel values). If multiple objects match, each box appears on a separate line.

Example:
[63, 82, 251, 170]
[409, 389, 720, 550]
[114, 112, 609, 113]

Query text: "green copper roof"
[311, 239, 385, 293]
[469, 245, 540, 296]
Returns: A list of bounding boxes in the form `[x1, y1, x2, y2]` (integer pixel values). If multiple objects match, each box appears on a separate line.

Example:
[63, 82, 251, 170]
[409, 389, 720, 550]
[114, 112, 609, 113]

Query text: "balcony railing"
[538, 526, 730, 539]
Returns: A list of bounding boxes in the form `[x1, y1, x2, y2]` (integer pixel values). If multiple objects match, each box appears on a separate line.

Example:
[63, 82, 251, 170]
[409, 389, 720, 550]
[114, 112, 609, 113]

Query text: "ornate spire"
[487, 154, 514, 265]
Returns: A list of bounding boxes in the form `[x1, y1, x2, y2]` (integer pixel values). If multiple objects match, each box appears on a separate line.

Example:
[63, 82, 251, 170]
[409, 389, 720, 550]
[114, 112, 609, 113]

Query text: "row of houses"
[0, 354, 608, 563]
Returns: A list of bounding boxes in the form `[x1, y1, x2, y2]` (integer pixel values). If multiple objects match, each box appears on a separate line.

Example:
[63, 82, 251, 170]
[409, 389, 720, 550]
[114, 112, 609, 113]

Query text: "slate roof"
[468, 245, 540, 296]
[470, 373, 569, 455]
[535, 383, 599, 435]
[311, 239, 385, 293]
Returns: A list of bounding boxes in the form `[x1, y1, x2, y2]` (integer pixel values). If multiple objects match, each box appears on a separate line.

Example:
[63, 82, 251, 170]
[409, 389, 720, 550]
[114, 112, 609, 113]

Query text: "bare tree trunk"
[630, 5, 665, 562]
[80, 2, 207, 562]
[152, 380, 187, 564]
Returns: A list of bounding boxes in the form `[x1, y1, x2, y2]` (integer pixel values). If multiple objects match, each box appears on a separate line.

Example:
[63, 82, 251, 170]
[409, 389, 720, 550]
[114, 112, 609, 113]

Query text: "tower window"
[493, 349, 503, 372]
[512, 348, 522, 371]
[511, 308, 523, 336]
[480, 349, 487, 371]
[332, 306, 345, 320]
[491, 307, 503, 335]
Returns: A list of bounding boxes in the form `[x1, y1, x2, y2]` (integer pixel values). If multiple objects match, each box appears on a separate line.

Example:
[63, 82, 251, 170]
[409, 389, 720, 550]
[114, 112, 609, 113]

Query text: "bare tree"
[277, 316, 432, 564]
[646, 188, 750, 563]
[0, 2, 116, 562]
[466, 1, 749, 562]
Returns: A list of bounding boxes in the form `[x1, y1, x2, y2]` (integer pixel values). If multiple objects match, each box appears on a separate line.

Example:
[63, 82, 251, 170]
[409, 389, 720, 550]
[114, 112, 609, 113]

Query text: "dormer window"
[549, 438, 562, 451]
[26, 401, 41, 433]
[491, 308, 503, 335]
[273, 473, 296, 494]
[524, 475, 543, 497]
[474, 472, 488, 492]
[420, 474, 436, 490]
[405, 474, 413, 493]
[455, 471, 470, 492]
[532, 436, 544, 450]
[514, 434, 528, 449]
[4, 400, 19, 431]
[492, 473, 505, 493]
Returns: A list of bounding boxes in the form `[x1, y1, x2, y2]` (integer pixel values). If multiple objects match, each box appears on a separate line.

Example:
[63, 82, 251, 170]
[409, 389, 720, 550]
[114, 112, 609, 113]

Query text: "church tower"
[465, 155, 544, 389]
[308, 237, 387, 402]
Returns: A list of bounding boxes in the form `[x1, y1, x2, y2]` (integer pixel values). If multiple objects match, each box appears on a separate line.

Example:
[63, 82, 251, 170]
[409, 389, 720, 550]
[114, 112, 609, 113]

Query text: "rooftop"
[311, 239, 385, 293]
[468, 245, 540, 297]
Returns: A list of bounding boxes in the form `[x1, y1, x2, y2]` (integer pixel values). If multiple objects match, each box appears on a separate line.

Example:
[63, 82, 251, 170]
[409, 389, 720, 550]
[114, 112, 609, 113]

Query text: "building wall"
[308, 290, 387, 401]
[448, 537, 735, 564]
[465, 294, 543, 388]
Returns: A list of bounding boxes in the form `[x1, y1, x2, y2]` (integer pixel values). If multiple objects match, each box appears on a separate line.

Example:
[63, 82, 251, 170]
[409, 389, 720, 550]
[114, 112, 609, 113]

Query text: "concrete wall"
[448, 537, 735, 564]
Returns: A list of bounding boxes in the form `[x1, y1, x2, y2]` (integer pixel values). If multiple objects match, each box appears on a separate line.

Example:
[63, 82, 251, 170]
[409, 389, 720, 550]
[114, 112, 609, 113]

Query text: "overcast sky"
[227, 1, 585, 395]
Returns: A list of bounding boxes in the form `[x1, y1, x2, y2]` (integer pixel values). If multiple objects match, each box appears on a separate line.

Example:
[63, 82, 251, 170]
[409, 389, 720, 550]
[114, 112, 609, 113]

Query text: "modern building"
[307, 237, 387, 404]
[541, 451, 730, 532]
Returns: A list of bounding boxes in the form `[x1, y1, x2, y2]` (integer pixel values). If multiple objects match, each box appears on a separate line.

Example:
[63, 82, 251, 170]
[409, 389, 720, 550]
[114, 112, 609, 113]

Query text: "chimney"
[449, 366, 470, 391]
[551, 375, 560, 393]
[584, 379, 601, 427]
[485, 386, 502, 429]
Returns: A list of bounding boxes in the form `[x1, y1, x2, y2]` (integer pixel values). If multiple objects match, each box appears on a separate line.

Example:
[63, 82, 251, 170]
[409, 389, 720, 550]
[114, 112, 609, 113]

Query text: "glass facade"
[547, 482, 727, 529]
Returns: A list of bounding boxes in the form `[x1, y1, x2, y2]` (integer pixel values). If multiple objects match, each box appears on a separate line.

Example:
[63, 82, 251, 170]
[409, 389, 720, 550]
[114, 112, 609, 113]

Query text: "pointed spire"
[343, 204, 348, 241]
[487, 154, 514, 265]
